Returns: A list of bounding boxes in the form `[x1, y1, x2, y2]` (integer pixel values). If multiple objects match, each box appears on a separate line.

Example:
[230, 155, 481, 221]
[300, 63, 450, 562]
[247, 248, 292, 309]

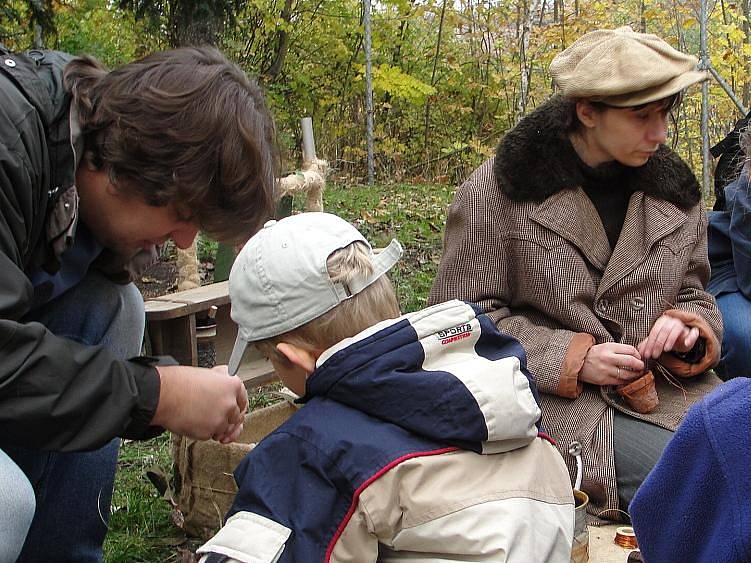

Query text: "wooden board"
[147, 315, 197, 366]
[145, 282, 230, 321]
[143, 300, 188, 315]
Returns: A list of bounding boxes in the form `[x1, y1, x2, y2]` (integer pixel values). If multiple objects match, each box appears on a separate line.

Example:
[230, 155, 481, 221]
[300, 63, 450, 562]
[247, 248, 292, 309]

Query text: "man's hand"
[637, 314, 700, 360]
[151, 365, 248, 444]
[579, 343, 645, 386]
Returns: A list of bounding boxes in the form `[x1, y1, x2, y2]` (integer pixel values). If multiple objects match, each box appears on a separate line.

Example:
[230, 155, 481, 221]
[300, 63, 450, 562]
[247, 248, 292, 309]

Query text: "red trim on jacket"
[325, 446, 459, 562]
[537, 431, 556, 446]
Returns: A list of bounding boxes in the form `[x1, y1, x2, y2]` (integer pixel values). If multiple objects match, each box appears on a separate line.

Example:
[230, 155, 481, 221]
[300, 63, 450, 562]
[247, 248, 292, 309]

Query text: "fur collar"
[493, 96, 701, 209]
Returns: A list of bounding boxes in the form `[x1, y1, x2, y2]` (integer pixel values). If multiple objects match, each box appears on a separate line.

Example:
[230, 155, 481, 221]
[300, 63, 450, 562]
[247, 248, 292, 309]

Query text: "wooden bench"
[143, 281, 276, 389]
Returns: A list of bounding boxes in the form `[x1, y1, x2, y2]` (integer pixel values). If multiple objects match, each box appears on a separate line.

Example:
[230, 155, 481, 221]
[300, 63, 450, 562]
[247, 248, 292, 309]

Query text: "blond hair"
[255, 241, 401, 364]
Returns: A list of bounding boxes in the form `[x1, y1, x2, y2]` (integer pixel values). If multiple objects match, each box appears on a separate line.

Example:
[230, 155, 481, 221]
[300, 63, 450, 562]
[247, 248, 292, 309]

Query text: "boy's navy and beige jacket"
[198, 300, 574, 563]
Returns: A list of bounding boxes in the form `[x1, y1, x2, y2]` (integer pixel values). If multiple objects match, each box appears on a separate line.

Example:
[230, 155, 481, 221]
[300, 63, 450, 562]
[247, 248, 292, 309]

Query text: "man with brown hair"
[0, 44, 277, 561]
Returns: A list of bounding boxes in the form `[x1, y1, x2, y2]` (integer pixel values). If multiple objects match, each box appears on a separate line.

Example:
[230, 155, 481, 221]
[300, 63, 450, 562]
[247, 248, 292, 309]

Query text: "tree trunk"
[719, 0, 735, 91]
[265, 0, 294, 80]
[392, 1, 415, 65]
[639, 0, 646, 32]
[423, 0, 449, 152]
[744, 0, 750, 107]
[517, 0, 542, 122]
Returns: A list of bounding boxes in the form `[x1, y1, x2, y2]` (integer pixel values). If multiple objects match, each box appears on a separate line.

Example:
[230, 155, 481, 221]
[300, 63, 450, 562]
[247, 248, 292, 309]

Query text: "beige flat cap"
[550, 26, 708, 107]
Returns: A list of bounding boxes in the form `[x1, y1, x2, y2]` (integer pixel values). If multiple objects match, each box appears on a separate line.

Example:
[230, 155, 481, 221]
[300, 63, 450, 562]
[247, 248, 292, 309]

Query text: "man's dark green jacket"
[0, 46, 161, 451]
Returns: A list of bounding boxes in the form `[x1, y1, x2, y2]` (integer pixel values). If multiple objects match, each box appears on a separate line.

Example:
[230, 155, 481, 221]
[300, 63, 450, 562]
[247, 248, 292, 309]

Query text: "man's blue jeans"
[4, 271, 145, 562]
[715, 290, 751, 380]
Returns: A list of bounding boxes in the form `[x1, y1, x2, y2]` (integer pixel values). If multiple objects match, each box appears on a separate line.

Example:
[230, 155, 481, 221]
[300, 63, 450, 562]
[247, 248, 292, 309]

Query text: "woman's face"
[577, 101, 670, 167]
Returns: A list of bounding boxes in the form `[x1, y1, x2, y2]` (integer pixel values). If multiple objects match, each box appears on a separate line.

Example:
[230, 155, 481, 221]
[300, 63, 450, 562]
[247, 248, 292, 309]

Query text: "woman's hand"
[579, 343, 645, 386]
[637, 313, 700, 360]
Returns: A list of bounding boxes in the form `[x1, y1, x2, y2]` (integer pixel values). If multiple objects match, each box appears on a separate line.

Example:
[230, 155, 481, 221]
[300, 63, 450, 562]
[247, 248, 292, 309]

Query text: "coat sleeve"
[727, 175, 751, 299]
[0, 121, 161, 452]
[429, 177, 593, 399]
[657, 208, 723, 377]
[198, 433, 378, 563]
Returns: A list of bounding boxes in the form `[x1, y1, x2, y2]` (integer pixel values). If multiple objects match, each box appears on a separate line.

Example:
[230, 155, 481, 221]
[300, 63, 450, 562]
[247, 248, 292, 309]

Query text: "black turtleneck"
[576, 157, 634, 250]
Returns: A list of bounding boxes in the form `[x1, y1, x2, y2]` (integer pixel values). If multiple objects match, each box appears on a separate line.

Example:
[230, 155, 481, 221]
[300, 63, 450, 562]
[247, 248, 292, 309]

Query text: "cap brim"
[227, 333, 249, 376]
[602, 70, 709, 107]
[347, 239, 403, 294]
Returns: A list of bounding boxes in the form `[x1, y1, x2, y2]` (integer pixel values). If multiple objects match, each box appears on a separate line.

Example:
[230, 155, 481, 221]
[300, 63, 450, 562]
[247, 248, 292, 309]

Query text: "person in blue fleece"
[630, 378, 751, 562]
[196, 212, 575, 562]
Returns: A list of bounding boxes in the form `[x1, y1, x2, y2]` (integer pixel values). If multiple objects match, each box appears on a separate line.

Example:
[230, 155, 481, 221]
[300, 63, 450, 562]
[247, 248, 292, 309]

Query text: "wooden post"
[301, 117, 317, 163]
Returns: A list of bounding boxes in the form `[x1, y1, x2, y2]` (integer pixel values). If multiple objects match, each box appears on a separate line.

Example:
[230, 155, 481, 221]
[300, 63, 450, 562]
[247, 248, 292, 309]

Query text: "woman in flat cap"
[430, 26, 722, 520]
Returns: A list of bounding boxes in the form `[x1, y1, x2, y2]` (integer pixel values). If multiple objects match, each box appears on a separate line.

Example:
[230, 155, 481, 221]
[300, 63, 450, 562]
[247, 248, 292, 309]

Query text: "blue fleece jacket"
[630, 377, 751, 563]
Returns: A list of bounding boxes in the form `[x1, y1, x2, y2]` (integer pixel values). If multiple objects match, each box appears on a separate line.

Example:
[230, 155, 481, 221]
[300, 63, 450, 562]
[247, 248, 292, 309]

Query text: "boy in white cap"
[198, 212, 574, 562]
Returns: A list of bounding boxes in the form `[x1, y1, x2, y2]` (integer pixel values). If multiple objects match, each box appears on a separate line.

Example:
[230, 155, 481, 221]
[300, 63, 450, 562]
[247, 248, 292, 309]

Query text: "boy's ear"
[276, 343, 318, 375]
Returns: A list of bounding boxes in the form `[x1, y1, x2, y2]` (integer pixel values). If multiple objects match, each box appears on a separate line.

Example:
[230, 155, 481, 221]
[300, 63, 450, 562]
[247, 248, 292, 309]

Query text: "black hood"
[493, 95, 701, 209]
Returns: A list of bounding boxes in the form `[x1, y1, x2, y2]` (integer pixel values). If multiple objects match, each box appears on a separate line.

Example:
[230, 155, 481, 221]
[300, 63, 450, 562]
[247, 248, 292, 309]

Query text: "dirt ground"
[134, 243, 215, 299]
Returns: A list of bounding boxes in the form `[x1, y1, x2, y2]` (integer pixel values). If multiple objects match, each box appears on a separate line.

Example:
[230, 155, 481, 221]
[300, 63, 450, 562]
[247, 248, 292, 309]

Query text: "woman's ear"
[576, 101, 598, 129]
[276, 342, 318, 375]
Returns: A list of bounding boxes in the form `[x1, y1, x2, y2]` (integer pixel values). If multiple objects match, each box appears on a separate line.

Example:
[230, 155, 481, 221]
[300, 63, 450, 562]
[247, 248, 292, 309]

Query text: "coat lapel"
[597, 193, 686, 297]
[529, 188, 612, 271]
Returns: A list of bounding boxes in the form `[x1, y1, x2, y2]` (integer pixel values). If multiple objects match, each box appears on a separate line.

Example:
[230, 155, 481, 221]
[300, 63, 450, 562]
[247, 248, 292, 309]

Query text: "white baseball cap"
[227, 212, 403, 376]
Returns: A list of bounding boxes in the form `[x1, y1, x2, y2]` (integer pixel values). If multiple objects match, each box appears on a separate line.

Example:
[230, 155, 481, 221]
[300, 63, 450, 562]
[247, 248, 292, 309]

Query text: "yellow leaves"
[371, 64, 437, 104]
[641, 8, 661, 21]
[361, 209, 377, 224]
[683, 18, 697, 29]
[726, 23, 746, 44]
[469, 138, 494, 158]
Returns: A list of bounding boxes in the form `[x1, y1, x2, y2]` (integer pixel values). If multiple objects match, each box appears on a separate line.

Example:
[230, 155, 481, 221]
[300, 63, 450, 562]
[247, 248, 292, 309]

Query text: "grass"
[103, 181, 455, 561]
[323, 182, 456, 313]
[105, 436, 182, 562]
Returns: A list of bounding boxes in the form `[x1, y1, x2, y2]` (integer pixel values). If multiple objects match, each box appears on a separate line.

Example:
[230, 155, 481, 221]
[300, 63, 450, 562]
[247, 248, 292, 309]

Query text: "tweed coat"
[429, 96, 723, 519]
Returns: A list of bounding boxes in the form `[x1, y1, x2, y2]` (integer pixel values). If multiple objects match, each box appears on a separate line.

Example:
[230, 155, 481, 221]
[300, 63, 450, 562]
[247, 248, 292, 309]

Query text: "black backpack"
[711, 111, 751, 211]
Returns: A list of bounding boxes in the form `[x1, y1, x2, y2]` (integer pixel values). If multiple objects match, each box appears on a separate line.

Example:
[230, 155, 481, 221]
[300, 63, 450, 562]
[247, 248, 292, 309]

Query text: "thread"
[595, 507, 631, 521]
[614, 526, 638, 549]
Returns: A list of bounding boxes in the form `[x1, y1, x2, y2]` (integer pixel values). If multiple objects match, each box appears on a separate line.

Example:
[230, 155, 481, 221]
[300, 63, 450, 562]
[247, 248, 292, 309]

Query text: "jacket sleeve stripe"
[324, 447, 458, 563]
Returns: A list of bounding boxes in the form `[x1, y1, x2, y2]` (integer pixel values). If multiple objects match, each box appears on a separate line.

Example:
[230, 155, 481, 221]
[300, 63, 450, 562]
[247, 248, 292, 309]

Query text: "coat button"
[568, 441, 582, 456]
[630, 296, 645, 311]
[597, 298, 609, 314]
[4, 58, 16, 67]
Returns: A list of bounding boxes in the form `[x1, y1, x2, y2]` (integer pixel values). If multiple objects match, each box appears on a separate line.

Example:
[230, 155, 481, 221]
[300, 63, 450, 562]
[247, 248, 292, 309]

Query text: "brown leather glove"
[657, 309, 721, 378]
